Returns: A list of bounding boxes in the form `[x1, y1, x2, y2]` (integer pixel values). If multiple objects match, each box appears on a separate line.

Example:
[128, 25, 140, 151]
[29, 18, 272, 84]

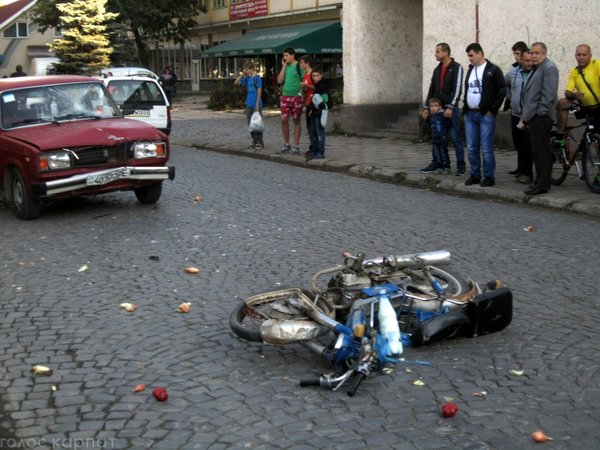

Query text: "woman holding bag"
[235, 61, 264, 149]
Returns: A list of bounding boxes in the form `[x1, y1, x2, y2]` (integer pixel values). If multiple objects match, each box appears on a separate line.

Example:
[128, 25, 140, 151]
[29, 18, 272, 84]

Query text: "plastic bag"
[249, 111, 265, 132]
[312, 93, 323, 108]
[320, 108, 328, 128]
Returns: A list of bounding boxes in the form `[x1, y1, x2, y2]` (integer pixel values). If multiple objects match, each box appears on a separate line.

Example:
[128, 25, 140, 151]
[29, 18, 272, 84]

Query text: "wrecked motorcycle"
[229, 250, 512, 395]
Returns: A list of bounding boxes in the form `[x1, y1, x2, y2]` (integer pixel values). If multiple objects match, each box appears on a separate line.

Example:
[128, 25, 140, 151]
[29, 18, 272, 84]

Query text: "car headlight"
[39, 151, 73, 171]
[132, 141, 167, 159]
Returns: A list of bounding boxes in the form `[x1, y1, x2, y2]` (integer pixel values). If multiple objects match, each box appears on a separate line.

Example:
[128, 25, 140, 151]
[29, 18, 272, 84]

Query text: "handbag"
[249, 111, 265, 132]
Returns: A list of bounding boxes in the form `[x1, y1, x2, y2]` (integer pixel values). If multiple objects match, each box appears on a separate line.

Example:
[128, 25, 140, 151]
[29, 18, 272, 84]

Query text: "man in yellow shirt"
[555, 44, 600, 142]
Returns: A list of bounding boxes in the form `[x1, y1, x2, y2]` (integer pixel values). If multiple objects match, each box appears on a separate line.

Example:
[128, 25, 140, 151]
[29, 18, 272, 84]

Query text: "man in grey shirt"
[520, 42, 559, 195]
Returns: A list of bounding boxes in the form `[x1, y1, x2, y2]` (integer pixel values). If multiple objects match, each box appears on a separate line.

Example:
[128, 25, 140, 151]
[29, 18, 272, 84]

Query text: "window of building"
[213, 0, 228, 8]
[3, 22, 28, 38]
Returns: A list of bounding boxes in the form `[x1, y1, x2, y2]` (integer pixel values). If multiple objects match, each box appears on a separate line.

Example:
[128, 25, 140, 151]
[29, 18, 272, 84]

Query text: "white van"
[102, 76, 171, 135]
[101, 67, 159, 80]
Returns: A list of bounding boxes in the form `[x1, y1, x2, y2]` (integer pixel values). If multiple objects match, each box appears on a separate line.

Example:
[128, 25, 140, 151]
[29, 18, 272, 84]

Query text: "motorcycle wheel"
[402, 266, 472, 300]
[229, 288, 335, 343]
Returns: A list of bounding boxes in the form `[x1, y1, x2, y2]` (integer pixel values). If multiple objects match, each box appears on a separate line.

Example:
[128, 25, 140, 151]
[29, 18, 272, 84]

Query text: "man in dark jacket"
[421, 43, 466, 176]
[462, 43, 506, 187]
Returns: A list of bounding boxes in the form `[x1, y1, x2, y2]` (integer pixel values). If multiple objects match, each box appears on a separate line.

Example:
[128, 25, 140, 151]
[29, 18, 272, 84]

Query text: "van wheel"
[11, 169, 40, 220]
[134, 182, 162, 203]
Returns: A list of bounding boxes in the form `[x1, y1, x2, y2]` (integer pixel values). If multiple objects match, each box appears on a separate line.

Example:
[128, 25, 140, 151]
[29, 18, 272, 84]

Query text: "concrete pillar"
[340, 0, 422, 132]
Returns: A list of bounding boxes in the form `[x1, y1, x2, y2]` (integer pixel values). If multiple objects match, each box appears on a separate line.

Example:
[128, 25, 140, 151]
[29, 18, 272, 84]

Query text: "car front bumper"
[37, 166, 175, 197]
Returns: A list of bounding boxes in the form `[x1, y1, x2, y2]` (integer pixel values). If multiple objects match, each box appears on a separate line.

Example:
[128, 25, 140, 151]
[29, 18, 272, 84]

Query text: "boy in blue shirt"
[234, 61, 264, 149]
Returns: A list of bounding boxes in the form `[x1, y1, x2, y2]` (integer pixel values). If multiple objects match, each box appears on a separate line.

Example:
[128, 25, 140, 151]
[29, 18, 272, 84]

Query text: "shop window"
[213, 0, 227, 8]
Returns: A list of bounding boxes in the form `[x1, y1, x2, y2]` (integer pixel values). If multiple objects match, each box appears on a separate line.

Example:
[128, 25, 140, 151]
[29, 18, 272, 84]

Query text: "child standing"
[234, 61, 264, 149]
[306, 66, 331, 160]
[299, 55, 316, 156]
[420, 97, 451, 174]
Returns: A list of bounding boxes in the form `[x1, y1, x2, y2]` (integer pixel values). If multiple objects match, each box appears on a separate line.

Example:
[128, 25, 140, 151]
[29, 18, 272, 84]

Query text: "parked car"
[101, 76, 171, 135]
[0, 75, 175, 220]
[100, 67, 158, 80]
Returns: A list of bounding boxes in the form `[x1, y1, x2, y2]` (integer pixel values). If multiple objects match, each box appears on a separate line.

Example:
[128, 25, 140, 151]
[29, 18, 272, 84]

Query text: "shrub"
[208, 81, 245, 110]
[331, 89, 343, 105]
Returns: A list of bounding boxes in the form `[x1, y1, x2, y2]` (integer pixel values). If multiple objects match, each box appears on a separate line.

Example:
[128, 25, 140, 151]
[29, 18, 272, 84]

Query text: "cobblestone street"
[1, 111, 599, 449]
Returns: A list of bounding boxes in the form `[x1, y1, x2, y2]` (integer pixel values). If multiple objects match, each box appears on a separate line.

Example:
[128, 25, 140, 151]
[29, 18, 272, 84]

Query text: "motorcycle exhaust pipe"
[363, 250, 451, 269]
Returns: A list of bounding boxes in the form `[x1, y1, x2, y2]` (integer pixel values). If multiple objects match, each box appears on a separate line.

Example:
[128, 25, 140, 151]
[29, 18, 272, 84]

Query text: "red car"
[0, 75, 175, 219]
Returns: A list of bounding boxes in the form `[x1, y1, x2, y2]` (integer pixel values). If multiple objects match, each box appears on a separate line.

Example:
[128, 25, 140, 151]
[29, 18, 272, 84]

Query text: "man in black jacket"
[421, 43, 466, 176]
[462, 43, 506, 187]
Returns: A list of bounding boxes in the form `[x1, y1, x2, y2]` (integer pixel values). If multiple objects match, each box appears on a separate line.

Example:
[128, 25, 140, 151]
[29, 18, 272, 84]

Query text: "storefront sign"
[229, 0, 269, 21]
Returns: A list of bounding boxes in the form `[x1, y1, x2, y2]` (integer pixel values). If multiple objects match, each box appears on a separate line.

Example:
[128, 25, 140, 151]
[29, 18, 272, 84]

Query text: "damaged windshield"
[0, 82, 120, 129]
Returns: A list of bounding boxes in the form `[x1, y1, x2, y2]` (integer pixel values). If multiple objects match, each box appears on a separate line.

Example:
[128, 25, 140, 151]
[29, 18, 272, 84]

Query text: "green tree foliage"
[48, 0, 118, 75]
[32, 0, 207, 67]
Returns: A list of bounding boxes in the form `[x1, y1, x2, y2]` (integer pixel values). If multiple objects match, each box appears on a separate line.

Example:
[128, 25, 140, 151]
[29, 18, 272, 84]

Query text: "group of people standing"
[235, 47, 331, 160]
[422, 39, 596, 196]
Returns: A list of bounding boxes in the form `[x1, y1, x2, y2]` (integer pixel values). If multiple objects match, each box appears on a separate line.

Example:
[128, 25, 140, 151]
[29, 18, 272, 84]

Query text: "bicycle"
[551, 106, 600, 193]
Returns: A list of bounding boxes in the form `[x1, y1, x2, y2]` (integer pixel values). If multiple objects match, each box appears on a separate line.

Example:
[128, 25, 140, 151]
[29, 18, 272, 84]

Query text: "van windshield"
[107, 80, 167, 108]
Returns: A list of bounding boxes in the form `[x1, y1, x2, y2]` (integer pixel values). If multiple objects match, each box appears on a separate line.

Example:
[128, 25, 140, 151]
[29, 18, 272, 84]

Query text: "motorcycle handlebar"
[347, 372, 365, 397]
[300, 379, 322, 387]
[311, 250, 451, 293]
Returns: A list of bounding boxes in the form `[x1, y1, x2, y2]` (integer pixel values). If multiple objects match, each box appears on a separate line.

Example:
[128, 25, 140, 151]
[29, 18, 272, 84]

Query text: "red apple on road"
[152, 387, 169, 402]
[441, 402, 458, 418]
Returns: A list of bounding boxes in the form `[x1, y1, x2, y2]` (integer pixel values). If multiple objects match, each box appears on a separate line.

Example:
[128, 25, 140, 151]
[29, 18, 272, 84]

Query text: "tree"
[32, 0, 207, 67]
[108, 0, 207, 66]
[48, 0, 118, 75]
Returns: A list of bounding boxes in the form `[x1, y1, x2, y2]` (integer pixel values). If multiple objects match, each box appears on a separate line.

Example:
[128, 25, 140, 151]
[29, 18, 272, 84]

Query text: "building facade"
[150, 0, 343, 92]
[0, 0, 57, 78]
[341, 0, 600, 131]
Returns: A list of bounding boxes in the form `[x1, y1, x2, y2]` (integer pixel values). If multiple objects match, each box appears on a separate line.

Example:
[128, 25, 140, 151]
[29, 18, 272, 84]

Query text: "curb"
[178, 141, 600, 218]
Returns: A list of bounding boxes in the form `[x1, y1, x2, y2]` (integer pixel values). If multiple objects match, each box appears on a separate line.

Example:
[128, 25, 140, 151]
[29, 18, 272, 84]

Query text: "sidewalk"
[169, 95, 600, 218]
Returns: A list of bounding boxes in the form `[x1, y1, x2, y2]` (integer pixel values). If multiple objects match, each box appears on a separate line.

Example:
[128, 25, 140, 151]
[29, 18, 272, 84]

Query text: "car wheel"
[134, 182, 162, 203]
[11, 169, 41, 220]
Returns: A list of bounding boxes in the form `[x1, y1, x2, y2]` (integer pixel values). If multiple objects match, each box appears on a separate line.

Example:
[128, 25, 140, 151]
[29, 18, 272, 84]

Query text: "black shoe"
[456, 165, 466, 176]
[420, 163, 438, 174]
[524, 187, 549, 195]
[464, 176, 481, 186]
[480, 177, 495, 187]
[508, 169, 520, 175]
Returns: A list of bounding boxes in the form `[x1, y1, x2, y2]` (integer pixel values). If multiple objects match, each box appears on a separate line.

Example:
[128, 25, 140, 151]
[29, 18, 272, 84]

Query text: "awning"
[201, 21, 342, 57]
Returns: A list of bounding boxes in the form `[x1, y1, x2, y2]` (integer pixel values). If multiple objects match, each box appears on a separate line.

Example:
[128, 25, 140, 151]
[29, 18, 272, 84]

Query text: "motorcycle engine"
[330, 271, 372, 289]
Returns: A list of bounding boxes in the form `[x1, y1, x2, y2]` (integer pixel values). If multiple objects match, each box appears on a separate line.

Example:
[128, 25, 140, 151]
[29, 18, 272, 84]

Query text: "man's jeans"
[464, 111, 497, 179]
[449, 108, 465, 167]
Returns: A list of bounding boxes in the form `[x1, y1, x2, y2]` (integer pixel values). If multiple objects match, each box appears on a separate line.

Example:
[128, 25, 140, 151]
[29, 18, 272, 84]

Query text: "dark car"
[0, 75, 175, 219]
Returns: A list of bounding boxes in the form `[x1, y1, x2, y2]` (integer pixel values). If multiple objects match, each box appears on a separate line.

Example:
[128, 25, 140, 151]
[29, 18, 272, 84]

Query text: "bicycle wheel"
[229, 288, 335, 343]
[582, 135, 600, 193]
[550, 136, 569, 185]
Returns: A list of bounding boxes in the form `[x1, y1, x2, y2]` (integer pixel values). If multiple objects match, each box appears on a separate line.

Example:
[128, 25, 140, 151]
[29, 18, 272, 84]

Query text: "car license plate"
[132, 109, 151, 117]
[87, 168, 130, 186]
